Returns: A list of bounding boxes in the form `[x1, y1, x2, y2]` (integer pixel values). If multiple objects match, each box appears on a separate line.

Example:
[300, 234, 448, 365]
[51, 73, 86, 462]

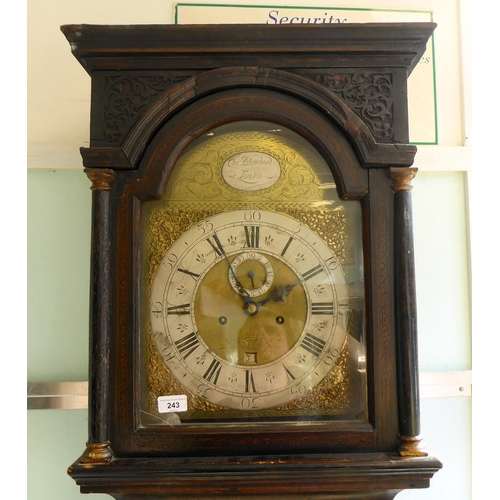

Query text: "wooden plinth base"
[69, 452, 442, 499]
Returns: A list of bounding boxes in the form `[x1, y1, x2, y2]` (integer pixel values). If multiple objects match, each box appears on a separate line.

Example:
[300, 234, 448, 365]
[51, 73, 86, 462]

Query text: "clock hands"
[215, 240, 264, 318]
[248, 271, 256, 289]
[257, 283, 296, 306]
[210, 231, 278, 318]
[211, 231, 250, 300]
[243, 282, 300, 317]
[228, 261, 250, 299]
[211, 231, 303, 317]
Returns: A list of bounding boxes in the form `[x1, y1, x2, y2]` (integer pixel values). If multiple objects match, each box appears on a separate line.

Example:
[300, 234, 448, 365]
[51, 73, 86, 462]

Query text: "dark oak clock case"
[61, 23, 442, 499]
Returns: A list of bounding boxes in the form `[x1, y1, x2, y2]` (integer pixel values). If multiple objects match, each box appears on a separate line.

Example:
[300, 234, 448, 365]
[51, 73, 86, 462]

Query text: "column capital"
[388, 167, 418, 192]
[85, 168, 116, 191]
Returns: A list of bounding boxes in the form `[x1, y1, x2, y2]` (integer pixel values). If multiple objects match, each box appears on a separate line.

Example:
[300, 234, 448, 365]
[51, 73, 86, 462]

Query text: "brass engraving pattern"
[163, 131, 324, 202]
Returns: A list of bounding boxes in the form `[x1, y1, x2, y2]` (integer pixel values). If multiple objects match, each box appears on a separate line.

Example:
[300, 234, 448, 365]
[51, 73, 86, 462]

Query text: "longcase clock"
[61, 23, 442, 499]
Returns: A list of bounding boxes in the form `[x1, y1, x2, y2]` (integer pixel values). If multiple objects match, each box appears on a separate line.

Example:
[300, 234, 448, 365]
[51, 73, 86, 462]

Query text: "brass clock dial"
[150, 209, 349, 410]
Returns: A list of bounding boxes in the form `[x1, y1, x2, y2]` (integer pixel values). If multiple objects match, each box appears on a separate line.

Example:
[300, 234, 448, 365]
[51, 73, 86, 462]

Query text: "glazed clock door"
[139, 118, 367, 429]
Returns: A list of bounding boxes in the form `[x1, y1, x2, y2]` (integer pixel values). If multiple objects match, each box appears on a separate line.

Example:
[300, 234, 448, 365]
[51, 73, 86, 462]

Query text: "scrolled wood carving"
[102, 74, 193, 144]
[298, 70, 394, 142]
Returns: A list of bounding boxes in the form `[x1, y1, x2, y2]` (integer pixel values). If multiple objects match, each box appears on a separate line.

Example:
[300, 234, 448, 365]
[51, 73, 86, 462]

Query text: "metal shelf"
[27, 371, 472, 410]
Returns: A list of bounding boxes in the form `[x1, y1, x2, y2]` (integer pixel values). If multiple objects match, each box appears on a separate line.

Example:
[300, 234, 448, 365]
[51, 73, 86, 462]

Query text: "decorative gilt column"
[79, 167, 116, 464]
[388, 167, 427, 457]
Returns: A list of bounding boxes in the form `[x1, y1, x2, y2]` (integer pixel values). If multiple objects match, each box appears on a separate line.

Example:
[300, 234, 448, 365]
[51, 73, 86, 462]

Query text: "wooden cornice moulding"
[61, 23, 436, 74]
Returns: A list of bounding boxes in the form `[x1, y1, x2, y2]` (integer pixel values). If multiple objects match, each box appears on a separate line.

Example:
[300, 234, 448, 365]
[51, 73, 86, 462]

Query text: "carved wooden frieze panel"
[97, 73, 195, 145]
[94, 69, 399, 146]
[296, 70, 395, 142]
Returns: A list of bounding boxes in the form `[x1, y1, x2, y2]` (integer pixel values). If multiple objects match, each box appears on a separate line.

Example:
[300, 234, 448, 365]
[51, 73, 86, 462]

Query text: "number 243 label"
[158, 395, 188, 413]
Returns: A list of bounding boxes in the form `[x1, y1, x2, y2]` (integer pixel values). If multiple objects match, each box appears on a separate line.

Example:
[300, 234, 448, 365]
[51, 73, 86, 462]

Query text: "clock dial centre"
[194, 251, 307, 366]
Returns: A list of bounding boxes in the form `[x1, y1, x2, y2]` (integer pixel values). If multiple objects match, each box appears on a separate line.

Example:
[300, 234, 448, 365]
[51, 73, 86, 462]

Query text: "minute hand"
[210, 232, 249, 299]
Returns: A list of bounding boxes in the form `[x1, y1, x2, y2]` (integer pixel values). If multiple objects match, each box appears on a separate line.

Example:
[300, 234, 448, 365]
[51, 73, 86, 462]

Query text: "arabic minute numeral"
[197, 220, 214, 234]
[161, 347, 176, 362]
[323, 348, 341, 366]
[240, 397, 259, 410]
[325, 255, 339, 270]
[162, 253, 178, 270]
[244, 210, 261, 221]
[290, 383, 308, 395]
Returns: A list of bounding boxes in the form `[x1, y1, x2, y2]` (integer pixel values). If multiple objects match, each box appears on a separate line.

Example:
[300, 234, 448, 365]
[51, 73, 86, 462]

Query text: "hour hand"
[258, 283, 298, 306]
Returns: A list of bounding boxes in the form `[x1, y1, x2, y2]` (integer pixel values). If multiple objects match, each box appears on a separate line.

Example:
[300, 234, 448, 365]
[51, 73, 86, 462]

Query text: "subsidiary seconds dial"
[150, 210, 349, 410]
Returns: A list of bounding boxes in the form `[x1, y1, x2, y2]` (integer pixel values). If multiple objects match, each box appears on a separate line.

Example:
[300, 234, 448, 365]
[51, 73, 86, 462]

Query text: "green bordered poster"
[175, 3, 437, 145]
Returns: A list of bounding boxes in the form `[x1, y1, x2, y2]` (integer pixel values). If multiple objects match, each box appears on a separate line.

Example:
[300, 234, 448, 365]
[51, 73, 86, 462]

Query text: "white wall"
[26, 1, 475, 499]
